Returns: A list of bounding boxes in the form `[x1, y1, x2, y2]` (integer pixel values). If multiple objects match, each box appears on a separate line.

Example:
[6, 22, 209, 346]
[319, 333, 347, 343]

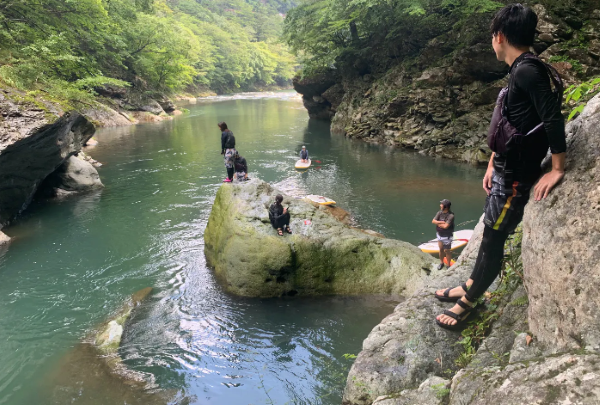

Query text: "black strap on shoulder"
[521, 54, 564, 103]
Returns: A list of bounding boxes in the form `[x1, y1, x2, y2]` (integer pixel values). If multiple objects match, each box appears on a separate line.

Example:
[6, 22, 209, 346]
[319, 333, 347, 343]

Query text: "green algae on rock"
[94, 287, 152, 356]
[204, 179, 436, 298]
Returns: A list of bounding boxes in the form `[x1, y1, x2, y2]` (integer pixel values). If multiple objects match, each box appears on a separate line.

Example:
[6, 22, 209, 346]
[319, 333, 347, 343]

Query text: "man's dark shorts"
[483, 169, 533, 233]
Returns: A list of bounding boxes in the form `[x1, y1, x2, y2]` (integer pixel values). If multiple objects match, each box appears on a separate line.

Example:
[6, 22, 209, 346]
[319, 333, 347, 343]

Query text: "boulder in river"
[0, 88, 95, 226]
[37, 155, 103, 198]
[41, 287, 190, 404]
[204, 179, 436, 298]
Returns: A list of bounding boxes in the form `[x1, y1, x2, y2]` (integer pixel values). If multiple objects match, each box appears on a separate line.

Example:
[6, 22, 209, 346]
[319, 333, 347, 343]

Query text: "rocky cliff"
[0, 88, 95, 232]
[204, 179, 437, 297]
[294, 3, 600, 165]
[343, 93, 600, 404]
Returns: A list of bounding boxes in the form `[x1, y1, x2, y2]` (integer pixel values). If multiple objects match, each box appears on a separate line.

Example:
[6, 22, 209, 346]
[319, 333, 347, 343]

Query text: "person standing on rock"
[219, 122, 236, 183]
[435, 4, 566, 329]
[269, 195, 292, 236]
[432, 199, 455, 270]
[299, 146, 309, 163]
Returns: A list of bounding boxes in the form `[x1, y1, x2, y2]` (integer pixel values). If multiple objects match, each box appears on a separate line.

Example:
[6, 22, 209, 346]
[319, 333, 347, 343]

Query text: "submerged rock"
[0, 230, 10, 245]
[204, 179, 436, 297]
[94, 287, 152, 356]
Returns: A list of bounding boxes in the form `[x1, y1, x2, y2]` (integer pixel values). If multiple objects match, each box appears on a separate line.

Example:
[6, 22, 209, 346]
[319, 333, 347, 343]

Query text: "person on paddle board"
[434, 4, 566, 330]
[219, 122, 236, 183]
[432, 199, 455, 270]
[299, 146, 309, 163]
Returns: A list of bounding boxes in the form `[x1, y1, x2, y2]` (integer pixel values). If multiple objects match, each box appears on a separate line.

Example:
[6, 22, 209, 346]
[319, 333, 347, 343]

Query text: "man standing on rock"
[435, 4, 566, 329]
[219, 122, 236, 183]
[432, 199, 455, 270]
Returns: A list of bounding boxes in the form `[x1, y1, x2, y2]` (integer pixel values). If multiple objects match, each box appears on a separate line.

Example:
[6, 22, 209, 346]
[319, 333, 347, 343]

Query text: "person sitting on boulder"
[269, 195, 292, 236]
[299, 146, 309, 163]
[233, 151, 248, 182]
[434, 4, 566, 330]
[432, 199, 455, 270]
[219, 121, 236, 183]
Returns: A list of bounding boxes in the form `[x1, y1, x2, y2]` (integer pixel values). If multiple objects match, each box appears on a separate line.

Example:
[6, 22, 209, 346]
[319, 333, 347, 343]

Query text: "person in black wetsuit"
[269, 195, 292, 236]
[219, 122, 236, 182]
[233, 151, 248, 182]
[435, 4, 566, 329]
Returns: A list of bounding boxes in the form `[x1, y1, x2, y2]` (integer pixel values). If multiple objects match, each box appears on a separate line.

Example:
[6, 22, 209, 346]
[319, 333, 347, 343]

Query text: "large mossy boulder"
[204, 179, 436, 297]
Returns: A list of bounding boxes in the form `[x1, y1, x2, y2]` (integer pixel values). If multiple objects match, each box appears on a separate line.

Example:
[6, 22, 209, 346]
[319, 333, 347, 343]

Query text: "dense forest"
[0, 0, 297, 104]
[283, 0, 503, 75]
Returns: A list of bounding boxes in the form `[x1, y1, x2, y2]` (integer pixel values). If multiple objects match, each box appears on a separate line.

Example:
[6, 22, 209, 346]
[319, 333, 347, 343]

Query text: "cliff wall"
[294, 2, 600, 164]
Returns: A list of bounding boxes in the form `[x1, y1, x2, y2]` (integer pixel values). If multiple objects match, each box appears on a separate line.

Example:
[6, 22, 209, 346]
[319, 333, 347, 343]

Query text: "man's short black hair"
[490, 4, 538, 48]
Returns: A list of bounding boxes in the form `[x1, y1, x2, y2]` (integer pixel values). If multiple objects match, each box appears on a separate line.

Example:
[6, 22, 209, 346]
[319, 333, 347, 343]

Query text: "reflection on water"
[0, 92, 485, 404]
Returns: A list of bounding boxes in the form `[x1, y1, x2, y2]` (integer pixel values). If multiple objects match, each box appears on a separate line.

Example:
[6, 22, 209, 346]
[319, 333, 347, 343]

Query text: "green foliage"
[0, 0, 297, 102]
[564, 77, 600, 121]
[283, 0, 501, 74]
[343, 353, 357, 359]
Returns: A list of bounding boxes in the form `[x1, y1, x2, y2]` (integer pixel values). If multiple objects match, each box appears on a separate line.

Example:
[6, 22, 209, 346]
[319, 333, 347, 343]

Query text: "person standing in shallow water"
[219, 122, 236, 183]
[434, 4, 566, 329]
[432, 199, 455, 270]
[269, 195, 292, 236]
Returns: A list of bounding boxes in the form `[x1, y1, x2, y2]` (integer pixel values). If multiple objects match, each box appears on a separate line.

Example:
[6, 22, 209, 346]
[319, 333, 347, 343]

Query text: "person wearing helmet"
[299, 146, 309, 163]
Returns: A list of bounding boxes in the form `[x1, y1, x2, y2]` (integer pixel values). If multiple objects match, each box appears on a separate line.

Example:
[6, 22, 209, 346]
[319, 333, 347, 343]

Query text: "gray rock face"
[522, 93, 600, 351]
[0, 90, 95, 226]
[295, 3, 599, 165]
[342, 217, 485, 405]
[204, 179, 436, 298]
[372, 377, 450, 405]
[0, 231, 10, 245]
[41, 155, 104, 197]
[450, 353, 600, 404]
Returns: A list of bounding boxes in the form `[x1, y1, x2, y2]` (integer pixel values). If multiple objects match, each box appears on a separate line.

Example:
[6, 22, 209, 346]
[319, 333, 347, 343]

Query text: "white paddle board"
[304, 195, 336, 206]
[295, 159, 311, 169]
[418, 229, 474, 254]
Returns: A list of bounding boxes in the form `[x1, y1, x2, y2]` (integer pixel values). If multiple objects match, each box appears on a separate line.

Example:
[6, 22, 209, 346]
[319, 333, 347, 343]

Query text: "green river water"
[0, 92, 485, 405]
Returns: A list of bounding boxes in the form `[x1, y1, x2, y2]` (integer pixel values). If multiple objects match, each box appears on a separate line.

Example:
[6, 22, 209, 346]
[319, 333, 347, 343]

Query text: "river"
[0, 91, 485, 405]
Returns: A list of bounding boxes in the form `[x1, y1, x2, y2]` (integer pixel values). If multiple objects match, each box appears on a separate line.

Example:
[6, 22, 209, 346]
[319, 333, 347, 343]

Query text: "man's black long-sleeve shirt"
[499, 52, 566, 183]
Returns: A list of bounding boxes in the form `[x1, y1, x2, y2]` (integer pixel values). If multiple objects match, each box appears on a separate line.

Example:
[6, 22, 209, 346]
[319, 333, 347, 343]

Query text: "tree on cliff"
[283, 0, 502, 74]
[0, 0, 297, 102]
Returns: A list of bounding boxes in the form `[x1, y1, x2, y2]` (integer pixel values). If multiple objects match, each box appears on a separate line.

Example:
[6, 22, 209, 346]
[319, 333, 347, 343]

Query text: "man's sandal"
[434, 283, 469, 302]
[286, 227, 292, 234]
[435, 300, 474, 331]
[277, 228, 284, 236]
